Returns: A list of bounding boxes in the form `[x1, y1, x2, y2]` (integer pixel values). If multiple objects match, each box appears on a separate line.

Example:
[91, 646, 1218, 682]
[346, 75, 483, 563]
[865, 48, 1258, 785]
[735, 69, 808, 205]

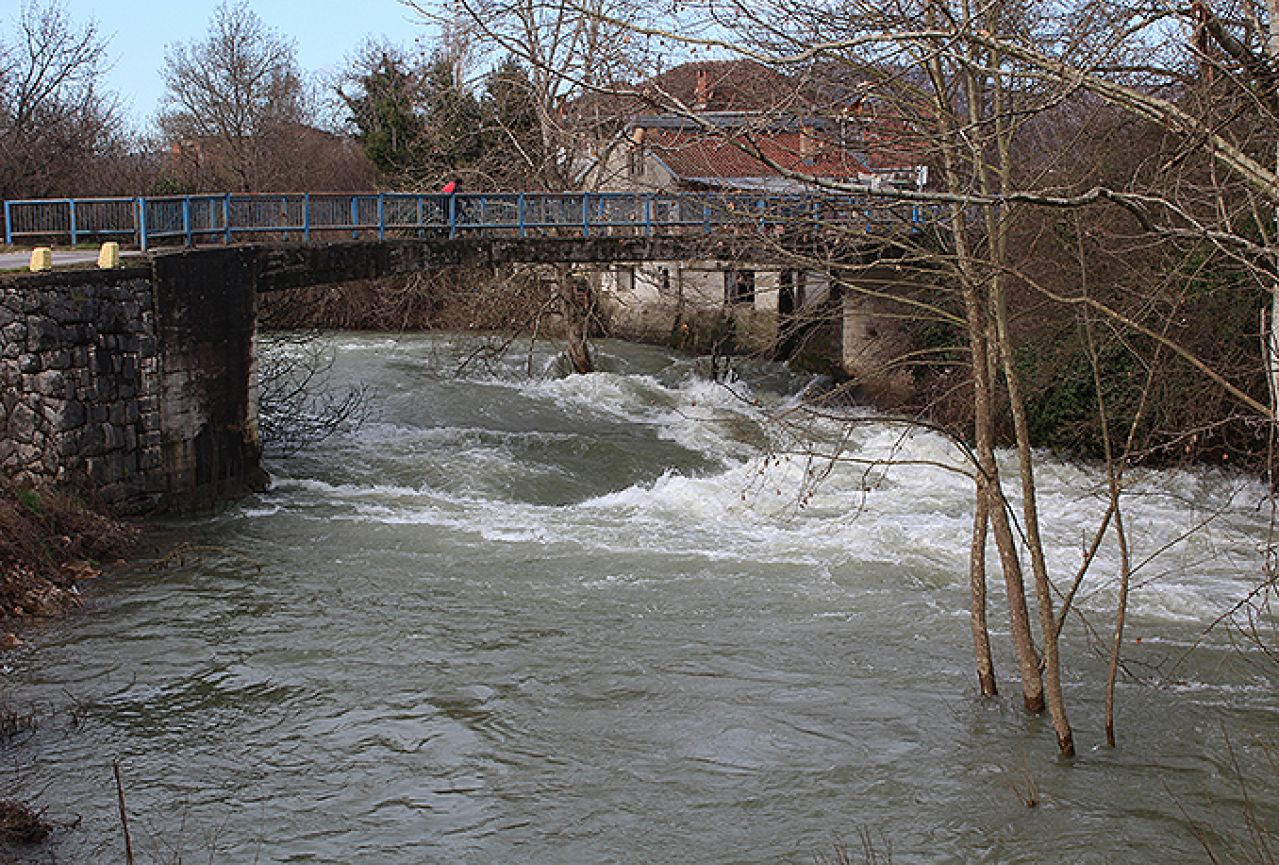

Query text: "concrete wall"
[597, 259, 835, 358]
[838, 265, 917, 406]
[151, 248, 266, 512]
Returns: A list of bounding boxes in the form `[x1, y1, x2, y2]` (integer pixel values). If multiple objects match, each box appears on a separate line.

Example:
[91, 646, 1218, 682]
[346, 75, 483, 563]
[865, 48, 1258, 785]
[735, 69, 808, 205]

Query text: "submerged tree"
[465, 0, 1279, 757]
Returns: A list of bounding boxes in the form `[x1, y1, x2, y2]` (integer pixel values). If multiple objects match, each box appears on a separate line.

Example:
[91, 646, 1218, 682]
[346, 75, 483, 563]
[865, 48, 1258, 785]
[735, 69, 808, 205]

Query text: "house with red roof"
[586, 60, 926, 362]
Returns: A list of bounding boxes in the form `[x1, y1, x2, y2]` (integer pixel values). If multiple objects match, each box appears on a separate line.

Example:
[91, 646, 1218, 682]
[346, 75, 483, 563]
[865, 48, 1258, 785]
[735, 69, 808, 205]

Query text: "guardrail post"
[643, 195, 652, 237]
[351, 195, 359, 240]
[223, 194, 232, 244]
[448, 194, 457, 239]
[518, 193, 526, 237]
[582, 193, 590, 237]
[377, 192, 385, 240]
[3, 200, 12, 246]
[68, 199, 78, 246]
[182, 197, 192, 247]
[137, 198, 148, 251]
[703, 199, 711, 234]
[303, 192, 311, 242]
[416, 195, 424, 239]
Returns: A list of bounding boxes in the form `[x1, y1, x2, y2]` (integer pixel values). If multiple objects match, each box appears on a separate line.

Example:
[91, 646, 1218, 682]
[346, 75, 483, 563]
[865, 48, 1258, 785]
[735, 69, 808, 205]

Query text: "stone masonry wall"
[0, 267, 164, 510]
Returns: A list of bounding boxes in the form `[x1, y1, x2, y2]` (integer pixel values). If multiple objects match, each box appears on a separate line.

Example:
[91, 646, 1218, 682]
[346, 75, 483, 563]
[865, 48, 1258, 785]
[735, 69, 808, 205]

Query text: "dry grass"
[0, 476, 137, 621]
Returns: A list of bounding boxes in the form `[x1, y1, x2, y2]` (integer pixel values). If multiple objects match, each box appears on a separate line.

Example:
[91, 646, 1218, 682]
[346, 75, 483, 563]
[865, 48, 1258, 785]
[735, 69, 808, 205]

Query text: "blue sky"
[18, 0, 432, 130]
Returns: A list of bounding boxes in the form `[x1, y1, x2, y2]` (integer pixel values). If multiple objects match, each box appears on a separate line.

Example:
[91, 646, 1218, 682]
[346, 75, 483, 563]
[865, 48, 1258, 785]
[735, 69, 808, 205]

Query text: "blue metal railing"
[3, 190, 930, 250]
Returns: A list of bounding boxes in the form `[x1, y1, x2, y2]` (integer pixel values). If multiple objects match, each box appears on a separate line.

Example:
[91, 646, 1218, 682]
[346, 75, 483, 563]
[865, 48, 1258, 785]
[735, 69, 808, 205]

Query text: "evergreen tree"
[339, 46, 429, 182]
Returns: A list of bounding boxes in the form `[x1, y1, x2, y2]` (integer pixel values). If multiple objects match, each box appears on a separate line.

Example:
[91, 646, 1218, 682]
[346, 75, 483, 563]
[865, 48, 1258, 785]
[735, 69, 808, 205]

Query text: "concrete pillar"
[151, 248, 268, 511]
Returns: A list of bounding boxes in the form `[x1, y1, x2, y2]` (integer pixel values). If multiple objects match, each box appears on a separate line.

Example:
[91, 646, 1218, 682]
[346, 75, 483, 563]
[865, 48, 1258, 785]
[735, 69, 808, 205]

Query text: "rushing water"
[4, 333, 1279, 864]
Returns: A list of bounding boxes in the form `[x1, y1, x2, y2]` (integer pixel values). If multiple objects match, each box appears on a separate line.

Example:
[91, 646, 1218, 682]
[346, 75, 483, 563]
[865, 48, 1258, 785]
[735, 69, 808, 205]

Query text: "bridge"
[3, 190, 926, 250]
[1, 189, 926, 514]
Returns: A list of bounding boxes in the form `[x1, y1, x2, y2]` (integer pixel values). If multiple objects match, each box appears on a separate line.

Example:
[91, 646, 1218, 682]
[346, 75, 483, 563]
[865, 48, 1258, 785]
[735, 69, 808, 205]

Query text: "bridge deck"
[3, 191, 929, 250]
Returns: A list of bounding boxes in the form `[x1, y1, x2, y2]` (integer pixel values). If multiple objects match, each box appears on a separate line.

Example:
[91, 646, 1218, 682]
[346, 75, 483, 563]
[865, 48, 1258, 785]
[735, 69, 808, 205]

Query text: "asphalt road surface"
[0, 248, 142, 272]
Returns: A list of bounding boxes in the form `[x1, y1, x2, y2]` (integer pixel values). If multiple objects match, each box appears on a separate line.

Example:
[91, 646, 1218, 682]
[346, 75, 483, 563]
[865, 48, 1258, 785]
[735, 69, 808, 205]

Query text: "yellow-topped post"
[28, 247, 52, 272]
[97, 241, 121, 269]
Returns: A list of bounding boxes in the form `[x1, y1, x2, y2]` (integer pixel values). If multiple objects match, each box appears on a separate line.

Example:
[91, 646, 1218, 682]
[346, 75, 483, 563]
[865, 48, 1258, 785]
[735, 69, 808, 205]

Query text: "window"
[725, 269, 756, 305]
[628, 147, 645, 180]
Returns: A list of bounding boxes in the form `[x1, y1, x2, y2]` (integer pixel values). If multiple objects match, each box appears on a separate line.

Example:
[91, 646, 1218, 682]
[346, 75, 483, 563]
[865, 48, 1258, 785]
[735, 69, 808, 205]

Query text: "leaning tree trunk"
[555, 265, 595, 374]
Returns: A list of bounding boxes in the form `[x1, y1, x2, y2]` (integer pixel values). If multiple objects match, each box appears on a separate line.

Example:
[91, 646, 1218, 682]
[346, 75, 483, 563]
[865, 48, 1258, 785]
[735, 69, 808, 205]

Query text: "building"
[583, 60, 925, 376]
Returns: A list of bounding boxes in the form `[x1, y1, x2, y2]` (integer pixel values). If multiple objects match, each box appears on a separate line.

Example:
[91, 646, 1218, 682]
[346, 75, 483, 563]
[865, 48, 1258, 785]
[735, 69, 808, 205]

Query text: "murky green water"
[3, 333, 1278, 863]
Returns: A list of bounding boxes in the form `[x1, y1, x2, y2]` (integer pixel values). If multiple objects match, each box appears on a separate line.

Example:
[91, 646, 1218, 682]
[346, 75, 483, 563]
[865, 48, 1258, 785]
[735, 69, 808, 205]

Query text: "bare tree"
[405, 0, 654, 191]
[0, 1, 125, 199]
[158, 0, 307, 192]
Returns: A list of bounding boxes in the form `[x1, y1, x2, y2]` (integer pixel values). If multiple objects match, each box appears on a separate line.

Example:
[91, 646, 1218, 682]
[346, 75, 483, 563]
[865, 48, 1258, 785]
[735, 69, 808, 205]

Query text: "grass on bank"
[0, 477, 136, 623]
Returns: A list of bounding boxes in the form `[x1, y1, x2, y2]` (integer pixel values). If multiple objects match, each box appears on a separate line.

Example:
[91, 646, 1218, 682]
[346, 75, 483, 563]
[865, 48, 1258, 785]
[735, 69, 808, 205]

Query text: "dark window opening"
[725, 269, 755, 305]
[779, 270, 795, 316]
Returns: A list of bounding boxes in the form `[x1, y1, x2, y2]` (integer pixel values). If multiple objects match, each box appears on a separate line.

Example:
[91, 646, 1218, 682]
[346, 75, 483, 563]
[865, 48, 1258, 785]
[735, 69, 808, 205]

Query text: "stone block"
[3, 321, 28, 348]
[25, 319, 61, 352]
[98, 242, 121, 270]
[43, 399, 85, 433]
[33, 369, 67, 397]
[102, 423, 126, 450]
[9, 403, 36, 443]
[28, 248, 52, 272]
[44, 348, 72, 369]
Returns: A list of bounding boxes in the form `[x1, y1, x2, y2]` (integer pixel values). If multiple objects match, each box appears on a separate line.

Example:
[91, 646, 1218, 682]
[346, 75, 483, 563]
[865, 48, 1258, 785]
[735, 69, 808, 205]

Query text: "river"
[3, 332, 1278, 863]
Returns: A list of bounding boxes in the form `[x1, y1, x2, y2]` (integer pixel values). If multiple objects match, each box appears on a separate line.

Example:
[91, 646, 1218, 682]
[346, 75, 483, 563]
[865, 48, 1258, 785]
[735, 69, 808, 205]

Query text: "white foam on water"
[262, 336, 1279, 635]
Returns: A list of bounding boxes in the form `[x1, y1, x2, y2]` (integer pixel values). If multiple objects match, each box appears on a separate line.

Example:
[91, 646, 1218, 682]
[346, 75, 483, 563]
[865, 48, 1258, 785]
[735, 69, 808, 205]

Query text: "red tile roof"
[639, 60, 805, 113]
[647, 127, 867, 181]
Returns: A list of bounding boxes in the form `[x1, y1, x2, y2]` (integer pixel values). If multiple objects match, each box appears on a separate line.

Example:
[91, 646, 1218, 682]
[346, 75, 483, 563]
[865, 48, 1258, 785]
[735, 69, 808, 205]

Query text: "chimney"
[694, 67, 710, 110]
[800, 124, 815, 159]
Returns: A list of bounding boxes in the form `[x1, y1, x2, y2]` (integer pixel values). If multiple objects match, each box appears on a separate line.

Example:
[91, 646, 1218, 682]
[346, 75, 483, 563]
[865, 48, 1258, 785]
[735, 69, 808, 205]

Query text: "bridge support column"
[151, 248, 267, 511]
[833, 264, 917, 407]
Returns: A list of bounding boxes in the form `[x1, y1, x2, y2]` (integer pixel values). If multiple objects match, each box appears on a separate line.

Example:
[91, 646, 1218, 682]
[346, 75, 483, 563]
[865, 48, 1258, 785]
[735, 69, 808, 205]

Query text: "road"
[0, 248, 143, 272]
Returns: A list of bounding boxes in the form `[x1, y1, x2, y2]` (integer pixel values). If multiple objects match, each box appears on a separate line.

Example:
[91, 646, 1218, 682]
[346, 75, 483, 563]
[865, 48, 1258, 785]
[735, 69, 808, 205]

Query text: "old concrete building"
[582, 60, 925, 371]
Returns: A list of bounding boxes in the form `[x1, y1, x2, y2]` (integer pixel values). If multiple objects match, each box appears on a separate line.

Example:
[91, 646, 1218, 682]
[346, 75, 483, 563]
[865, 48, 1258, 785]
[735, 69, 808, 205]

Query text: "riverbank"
[0, 479, 133, 855]
[0, 478, 136, 637]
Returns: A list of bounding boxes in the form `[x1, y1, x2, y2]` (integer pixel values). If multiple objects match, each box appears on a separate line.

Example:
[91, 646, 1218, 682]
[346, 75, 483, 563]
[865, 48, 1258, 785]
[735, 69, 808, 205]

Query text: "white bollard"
[28, 247, 52, 272]
[98, 241, 121, 269]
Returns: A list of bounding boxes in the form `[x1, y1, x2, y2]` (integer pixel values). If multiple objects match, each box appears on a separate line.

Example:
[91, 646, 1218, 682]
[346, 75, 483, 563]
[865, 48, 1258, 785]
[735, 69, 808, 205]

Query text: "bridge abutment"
[1, 253, 265, 513]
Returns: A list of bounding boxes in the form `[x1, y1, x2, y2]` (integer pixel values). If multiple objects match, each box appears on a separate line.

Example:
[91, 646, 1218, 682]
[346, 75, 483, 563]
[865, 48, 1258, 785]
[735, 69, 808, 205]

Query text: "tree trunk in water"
[991, 277, 1074, 754]
[970, 483, 998, 697]
[556, 265, 594, 374]
[925, 10, 1045, 715]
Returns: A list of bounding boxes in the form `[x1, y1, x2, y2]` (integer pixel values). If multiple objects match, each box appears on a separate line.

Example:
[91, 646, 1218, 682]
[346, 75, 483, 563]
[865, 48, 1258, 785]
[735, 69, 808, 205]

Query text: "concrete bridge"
[4, 228, 903, 512]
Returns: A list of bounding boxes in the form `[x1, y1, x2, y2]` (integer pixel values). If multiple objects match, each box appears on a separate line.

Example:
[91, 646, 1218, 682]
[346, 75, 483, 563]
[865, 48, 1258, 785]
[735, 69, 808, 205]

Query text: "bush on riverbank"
[0, 800, 50, 846]
[0, 476, 136, 623]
